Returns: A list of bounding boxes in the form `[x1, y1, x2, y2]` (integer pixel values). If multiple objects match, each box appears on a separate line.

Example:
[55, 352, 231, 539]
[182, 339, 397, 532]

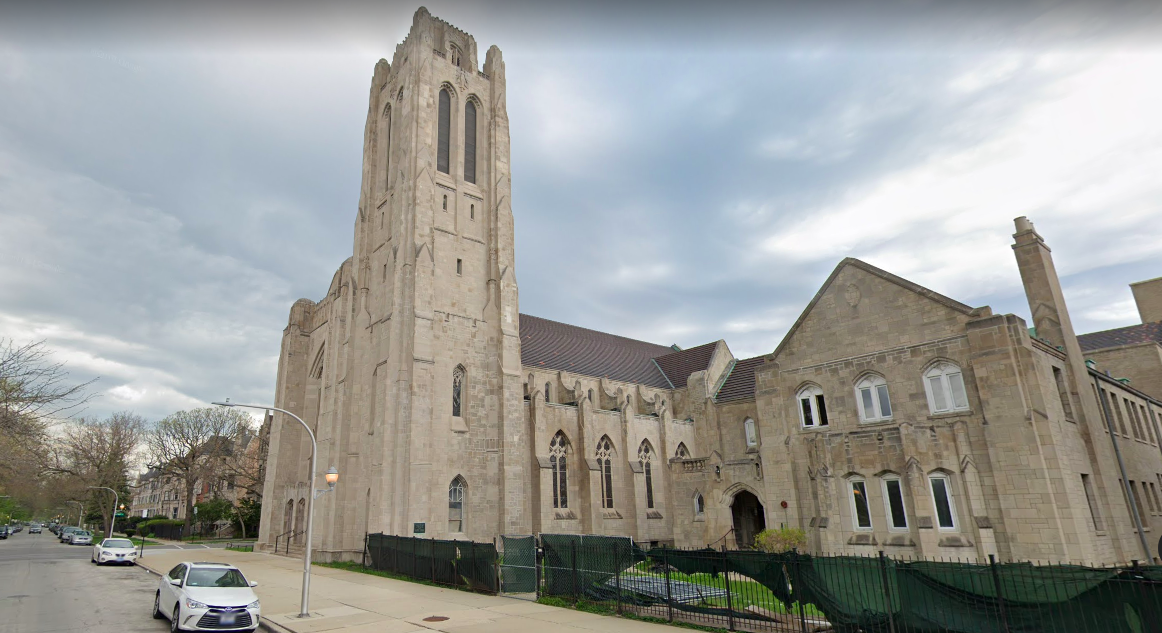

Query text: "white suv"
[153, 562, 261, 632]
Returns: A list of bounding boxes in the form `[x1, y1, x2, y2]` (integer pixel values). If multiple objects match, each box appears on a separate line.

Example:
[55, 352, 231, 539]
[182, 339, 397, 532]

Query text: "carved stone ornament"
[844, 283, 862, 307]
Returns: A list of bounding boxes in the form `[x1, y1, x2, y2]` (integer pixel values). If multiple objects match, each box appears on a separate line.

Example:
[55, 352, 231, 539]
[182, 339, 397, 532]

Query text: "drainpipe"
[1093, 376, 1152, 561]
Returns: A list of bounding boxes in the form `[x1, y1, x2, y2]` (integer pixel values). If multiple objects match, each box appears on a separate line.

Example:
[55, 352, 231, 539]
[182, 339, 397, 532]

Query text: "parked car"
[10, 525, 21, 533]
[154, 562, 260, 632]
[70, 530, 93, 546]
[60, 527, 79, 543]
[92, 537, 137, 565]
[28, 524, 41, 534]
[0, 526, 8, 539]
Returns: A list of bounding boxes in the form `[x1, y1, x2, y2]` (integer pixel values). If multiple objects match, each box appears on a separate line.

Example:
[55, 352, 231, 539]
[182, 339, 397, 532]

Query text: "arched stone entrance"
[730, 490, 767, 549]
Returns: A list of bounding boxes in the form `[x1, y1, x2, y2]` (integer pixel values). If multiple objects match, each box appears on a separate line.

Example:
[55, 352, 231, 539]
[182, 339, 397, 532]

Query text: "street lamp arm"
[213, 399, 319, 618]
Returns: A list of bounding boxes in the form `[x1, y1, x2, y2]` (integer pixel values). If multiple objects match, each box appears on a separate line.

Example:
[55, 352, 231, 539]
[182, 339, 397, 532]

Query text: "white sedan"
[92, 537, 138, 565]
[153, 562, 261, 632]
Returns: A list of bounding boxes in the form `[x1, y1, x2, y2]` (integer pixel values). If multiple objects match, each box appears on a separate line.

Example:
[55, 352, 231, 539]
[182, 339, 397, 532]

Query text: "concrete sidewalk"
[135, 548, 676, 633]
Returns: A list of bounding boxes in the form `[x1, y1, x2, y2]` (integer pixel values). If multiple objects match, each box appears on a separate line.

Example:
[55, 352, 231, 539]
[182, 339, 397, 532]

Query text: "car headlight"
[247, 600, 260, 609]
[185, 598, 208, 609]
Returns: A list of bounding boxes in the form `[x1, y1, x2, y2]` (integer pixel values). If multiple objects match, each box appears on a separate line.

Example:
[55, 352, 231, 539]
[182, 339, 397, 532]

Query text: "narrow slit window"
[639, 442, 655, 509]
[470, 204, 475, 220]
[744, 418, 758, 447]
[597, 437, 614, 509]
[1052, 367, 1074, 420]
[437, 88, 451, 174]
[451, 365, 464, 418]
[549, 432, 569, 509]
[463, 100, 476, 183]
[448, 478, 464, 532]
[1082, 474, 1102, 530]
[442, 194, 448, 211]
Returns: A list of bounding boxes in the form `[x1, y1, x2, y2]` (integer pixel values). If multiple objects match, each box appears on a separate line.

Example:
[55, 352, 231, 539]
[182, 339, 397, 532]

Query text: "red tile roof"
[714, 355, 768, 402]
[653, 342, 718, 389]
[1078, 322, 1162, 352]
[518, 314, 675, 388]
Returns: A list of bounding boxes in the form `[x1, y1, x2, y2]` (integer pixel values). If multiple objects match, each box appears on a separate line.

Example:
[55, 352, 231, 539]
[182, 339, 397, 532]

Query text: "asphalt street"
[0, 530, 172, 633]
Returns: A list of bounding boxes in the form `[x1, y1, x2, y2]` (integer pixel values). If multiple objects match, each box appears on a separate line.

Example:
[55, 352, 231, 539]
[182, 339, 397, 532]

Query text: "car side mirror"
[249, 581, 258, 587]
[169, 578, 182, 586]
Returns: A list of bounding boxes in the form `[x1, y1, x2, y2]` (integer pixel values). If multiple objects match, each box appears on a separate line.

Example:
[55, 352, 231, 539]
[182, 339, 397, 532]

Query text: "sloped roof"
[715, 355, 768, 402]
[772, 258, 979, 360]
[653, 341, 719, 389]
[1079, 322, 1162, 352]
[518, 314, 674, 388]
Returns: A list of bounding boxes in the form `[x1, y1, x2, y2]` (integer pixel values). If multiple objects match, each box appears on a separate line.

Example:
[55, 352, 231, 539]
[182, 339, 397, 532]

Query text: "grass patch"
[624, 568, 825, 618]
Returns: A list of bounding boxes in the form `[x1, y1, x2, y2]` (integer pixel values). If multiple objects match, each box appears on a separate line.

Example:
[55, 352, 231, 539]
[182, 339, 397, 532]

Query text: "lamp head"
[325, 467, 339, 487]
[212, 400, 234, 407]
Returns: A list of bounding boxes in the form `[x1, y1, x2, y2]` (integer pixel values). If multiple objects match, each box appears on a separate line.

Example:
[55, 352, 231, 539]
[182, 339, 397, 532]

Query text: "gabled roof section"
[518, 314, 674, 388]
[653, 341, 718, 389]
[772, 258, 979, 359]
[714, 355, 767, 402]
[1079, 322, 1162, 352]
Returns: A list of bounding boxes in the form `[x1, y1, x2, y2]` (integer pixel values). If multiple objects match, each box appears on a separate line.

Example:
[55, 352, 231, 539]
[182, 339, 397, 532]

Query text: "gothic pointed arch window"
[675, 443, 690, 459]
[638, 440, 655, 509]
[437, 88, 451, 174]
[449, 44, 463, 69]
[596, 436, 615, 509]
[452, 365, 465, 418]
[549, 431, 570, 509]
[448, 476, 465, 532]
[464, 99, 477, 183]
[544, 382, 551, 403]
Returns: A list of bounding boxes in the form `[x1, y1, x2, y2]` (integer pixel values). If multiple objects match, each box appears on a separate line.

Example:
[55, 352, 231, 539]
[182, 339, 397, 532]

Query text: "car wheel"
[171, 605, 181, 632]
[152, 592, 164, 619]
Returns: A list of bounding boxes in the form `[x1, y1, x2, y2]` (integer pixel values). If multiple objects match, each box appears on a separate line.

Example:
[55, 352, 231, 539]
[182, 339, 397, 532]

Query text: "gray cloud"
[2, 2, 1161, 420]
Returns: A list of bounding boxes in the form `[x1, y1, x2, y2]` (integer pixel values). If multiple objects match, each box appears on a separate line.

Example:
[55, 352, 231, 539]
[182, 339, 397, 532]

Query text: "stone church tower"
[259, 7, 528, 555]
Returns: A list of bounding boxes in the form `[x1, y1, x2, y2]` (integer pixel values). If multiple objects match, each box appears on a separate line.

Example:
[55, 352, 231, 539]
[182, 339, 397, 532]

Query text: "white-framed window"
[924, 363, 969, 414]
[880, 475, 908, 530]
[694, 492, 705, 517]
[744, 418, 758, 447]
[928, 473, 957, 530]
[797, 385, 829, 428]
[848, 477, 873, 530]
[855, 375, 893, 422]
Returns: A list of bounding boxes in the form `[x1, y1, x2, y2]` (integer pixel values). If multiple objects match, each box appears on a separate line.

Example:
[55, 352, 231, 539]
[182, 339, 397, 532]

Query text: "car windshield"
[76, 531, 90, 536]
[186, 568, 249, 588]
[103, 539, 133, 548]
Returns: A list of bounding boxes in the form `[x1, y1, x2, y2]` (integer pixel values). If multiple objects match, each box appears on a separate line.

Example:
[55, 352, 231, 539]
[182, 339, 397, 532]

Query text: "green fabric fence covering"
[650, 547, 1162, 633]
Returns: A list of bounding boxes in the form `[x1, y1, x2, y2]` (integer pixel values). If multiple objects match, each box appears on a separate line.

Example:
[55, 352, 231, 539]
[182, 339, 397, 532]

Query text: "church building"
[258, 8, 1162, 566]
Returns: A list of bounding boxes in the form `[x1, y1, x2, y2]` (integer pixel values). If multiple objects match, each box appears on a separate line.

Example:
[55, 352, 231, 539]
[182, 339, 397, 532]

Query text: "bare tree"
[0, 339, 96, 433]
[47, 413, 146, 535]
[146, 407, 251, 534]
[0, 339, 96, 490]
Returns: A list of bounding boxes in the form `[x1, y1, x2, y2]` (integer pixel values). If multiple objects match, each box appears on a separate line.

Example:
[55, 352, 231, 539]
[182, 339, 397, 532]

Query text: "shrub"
[753, 527, 807, 553]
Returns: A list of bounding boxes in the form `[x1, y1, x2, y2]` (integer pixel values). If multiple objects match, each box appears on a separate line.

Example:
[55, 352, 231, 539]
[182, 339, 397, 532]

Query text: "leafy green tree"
[194, 498, 232, 535]
[232, 498, 261, 538]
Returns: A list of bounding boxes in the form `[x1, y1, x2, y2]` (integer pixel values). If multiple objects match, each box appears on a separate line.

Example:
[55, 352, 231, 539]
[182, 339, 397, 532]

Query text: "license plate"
[219, 613, 237, 626]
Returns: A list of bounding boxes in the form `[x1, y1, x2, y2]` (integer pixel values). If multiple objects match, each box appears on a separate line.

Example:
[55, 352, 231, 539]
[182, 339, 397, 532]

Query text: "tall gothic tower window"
[549, 431, 569, 509]
[596, 436, 614, 509]
[464, 100, 477, 183]
[437, 88, 451, 173]
[452, 365, 465, 418]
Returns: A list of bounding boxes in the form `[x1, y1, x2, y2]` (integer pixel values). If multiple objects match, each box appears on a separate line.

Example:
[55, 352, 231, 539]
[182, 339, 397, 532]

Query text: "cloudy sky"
[2, 1, 1161, 421]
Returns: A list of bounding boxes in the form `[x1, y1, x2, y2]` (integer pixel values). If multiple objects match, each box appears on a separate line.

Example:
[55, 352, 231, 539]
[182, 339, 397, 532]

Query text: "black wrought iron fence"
[537, 543, 1162, 633]
[363, 533, 498, 594]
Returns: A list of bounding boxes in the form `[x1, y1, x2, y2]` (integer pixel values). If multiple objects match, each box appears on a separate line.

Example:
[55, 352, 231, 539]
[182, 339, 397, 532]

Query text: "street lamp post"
[66, 500, 84, 528]
[213, 400, 339, 618]
[88, 487, 119, 538]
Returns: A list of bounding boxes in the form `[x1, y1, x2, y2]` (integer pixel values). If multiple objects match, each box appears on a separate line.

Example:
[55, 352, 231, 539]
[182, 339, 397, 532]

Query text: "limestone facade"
[258, 7, 1162, 565]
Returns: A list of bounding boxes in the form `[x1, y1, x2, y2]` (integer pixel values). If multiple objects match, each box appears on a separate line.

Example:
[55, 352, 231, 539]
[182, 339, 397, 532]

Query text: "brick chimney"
[1130, 276, 1162, 324]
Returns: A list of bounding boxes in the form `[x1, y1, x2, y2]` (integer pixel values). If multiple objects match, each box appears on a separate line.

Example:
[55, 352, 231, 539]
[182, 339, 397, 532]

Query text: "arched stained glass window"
[550, 432, 569, 509]
[448, 477, 465, 532]
[638, 441, 655, 509]
[452, 365, 465, 418]
[596, 436, 614, 509]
